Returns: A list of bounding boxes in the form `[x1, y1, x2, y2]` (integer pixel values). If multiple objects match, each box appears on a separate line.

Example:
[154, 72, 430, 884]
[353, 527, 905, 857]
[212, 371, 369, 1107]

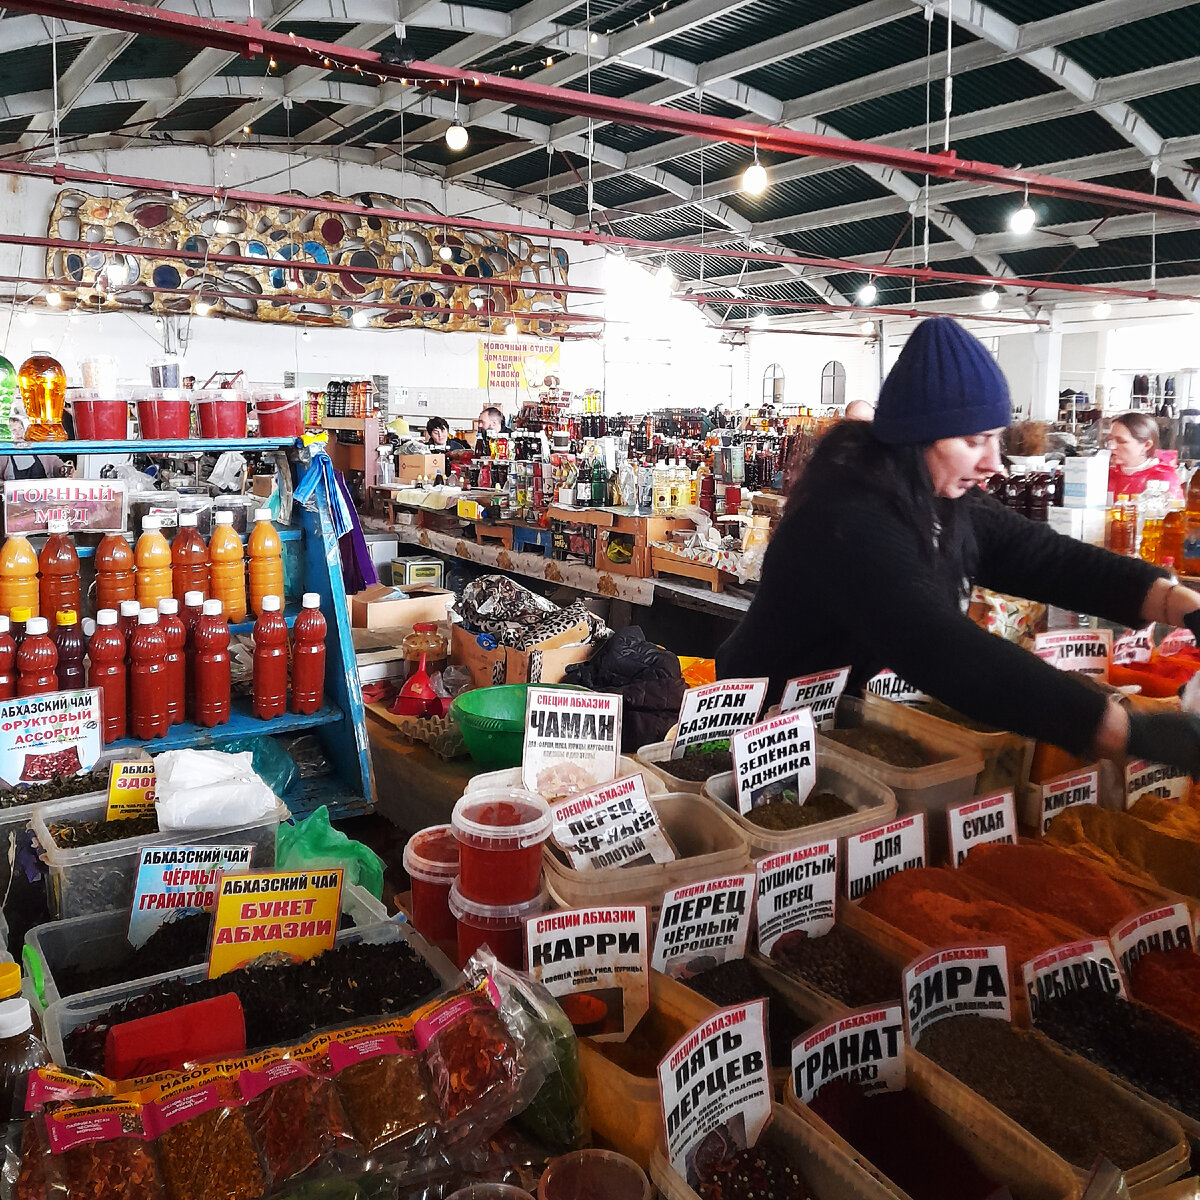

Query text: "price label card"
[1113, 624, 1154, 666]
[845, 813, 926, 902]
[792, 1005, 905, 1105]
[1111, 904, 1194, 979]
[1034, 629, 1112, 681]
[523, 688, 621, 798]
[903, 945, 1011, 1046]
[755, 840, 837, 957]
[208, 868, 344, 979]
[659, 1001, 772, 1189]
[1023, 938, 1127, 1023]
[947, 791, 1016, 867]
[1037, 768, 1099, 837]
[779, 667, 850, 729]
[652, 875, 755, 980]
[106, 760, 156, 821]
[730, 709, 816, 816]
[549, 774, 674, 870]
[1125, 759, 1188, 808]
[128, 845, 254, 947]
[866, 670, 927, 705]
[1158, 627, 1196, 657]
[526, 906, 649, 1043]
[671, 679, 767, 759]
[0, 688, 102, 789]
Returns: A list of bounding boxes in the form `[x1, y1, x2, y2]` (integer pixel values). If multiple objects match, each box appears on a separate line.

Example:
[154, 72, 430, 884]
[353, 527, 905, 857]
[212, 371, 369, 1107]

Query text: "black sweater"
[717, 482, 1164, 757]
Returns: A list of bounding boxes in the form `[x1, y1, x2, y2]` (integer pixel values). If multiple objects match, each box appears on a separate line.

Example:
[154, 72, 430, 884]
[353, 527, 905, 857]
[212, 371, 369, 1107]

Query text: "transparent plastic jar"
[400, 623, 447, 681]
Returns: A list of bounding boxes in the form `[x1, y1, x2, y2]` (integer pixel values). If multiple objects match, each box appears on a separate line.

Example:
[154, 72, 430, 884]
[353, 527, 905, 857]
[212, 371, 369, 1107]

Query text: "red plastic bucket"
[196, 391, 248, 438]
[137, 391, 191, 439]
[72, 391, 129, 440]
[254, 390, 303, 438]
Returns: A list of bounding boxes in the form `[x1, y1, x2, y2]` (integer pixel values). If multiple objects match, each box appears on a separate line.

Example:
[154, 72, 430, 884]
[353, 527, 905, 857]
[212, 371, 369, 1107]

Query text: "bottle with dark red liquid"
[129, 609, 170, 741]
[87, 610, 126, 744]
[16, 617, 58, 697]
[51, 610, 85, 692]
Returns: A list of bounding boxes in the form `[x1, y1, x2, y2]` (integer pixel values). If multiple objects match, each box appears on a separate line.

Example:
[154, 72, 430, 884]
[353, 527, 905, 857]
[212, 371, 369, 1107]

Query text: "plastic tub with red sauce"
[451, 788, 551, 906]
[196, 390, 248, 438]
[539, 1150, 651, 1200]
[448, 882, 547, 970]
[72, 389, 129, 440]
[137, 390, 192, 438]
[253, 389, 303, 438]
[403, 823, 460, 946]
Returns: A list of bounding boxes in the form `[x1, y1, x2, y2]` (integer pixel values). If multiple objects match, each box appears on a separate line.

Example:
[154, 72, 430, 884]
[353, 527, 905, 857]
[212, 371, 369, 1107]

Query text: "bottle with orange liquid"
[1106, 495, 1135, 557]
[1184, 466, 1200, 575]
[39, 520, 80, 619]
[247, 510, 283, 617]
[171, 512, 209, 601]
[208, 512, 247, 623]
[17, 348, 67, 442]
[95, 534, 136, 612]
[135, 516, 173, 610]
[1162, 500, 1186, 573]
[0, 536, 39, 619]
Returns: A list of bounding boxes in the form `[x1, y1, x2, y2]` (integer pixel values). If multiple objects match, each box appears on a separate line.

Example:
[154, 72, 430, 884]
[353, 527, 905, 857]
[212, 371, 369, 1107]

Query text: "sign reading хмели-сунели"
[670, 680, 767, 759]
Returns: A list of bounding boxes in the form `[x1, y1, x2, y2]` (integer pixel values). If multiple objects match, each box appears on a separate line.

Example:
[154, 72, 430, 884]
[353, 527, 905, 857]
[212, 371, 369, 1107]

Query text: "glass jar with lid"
[400, 623, 448, 681]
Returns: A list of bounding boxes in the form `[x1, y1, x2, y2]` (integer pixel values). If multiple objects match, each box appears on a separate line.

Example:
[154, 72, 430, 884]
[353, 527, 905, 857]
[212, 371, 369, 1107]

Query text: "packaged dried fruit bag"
[37, 1097, 164, 1200]
[236, 1049, 355, 1186]
[146, 1065, 267, 1200]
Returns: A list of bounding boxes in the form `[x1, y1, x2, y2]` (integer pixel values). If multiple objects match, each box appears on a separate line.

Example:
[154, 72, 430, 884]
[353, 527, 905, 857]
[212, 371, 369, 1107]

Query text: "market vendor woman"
[718, 317, 1200, 773]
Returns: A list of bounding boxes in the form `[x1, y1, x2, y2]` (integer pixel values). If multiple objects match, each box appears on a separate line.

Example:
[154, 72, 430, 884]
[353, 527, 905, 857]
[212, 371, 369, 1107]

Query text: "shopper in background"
[1107, 412, 1183, 500]
[426, 417, 469, 451]
[478, 405, 509, 435]
[718, 316, 1200, 775]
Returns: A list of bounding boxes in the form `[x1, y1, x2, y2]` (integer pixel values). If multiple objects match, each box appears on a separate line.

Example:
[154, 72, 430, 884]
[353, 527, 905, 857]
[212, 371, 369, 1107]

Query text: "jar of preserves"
[401, 623, 447, 681]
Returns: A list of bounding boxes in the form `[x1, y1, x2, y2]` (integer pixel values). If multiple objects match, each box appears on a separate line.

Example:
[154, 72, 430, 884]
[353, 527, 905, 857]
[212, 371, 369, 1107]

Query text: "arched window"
[821, 360, 847, 409]
[763, 363, 784, 405]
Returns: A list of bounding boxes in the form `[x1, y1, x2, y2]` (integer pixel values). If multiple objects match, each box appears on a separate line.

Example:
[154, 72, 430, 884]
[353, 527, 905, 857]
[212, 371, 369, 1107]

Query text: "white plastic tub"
[701, 745, 897, 861]
[819, 695, 983, 865]
[32, 792, 289, 920]
[22, 883, 387, 1014]
[464, 756, 668, 797]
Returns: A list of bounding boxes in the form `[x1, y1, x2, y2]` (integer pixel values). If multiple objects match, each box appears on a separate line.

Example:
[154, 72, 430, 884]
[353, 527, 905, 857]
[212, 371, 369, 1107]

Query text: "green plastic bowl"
[450, 683, 586, 769]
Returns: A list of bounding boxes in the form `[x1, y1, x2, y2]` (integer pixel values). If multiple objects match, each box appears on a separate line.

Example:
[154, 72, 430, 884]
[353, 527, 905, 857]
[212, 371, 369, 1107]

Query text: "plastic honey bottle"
[0, 536, 39, 619]
[16, 617, 57, 696]
[247, 509, 284, 617]
[193, 599, 231, 727]
[88, 610, 126, 743]
[135, 516, 173, 610]
[38, 521, 80, 619]
[171, 512, 210, 602]
[51, 610, 85, 692]
[129, 609, 170, 740]
[157, 598, 187, 727]
[291, 593, 326, 715]
[0, 617, 15, 701]
[208, 512, 247, 624]
[252, 594, 288, 720]
[95, 534, 136, 612]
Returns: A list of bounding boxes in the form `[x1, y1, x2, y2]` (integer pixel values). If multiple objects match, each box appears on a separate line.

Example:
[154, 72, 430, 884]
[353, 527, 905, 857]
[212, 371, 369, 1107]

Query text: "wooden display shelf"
[650, 546, 737, 593]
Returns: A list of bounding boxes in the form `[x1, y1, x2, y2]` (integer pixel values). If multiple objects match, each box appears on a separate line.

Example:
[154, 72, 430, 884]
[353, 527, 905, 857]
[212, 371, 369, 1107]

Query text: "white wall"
[744, 328, 879, 412]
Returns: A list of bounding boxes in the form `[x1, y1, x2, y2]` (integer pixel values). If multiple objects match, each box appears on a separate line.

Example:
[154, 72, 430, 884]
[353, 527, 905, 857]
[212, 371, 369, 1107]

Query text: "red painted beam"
[682, 294, 1050, 326]
[3, 0, 1200, 221]
[2, 161, 1194, 308]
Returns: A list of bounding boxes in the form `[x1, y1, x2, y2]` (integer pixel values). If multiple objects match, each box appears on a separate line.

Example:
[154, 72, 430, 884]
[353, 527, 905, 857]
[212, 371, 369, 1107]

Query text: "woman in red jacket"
[1108, 412, 1183, 500]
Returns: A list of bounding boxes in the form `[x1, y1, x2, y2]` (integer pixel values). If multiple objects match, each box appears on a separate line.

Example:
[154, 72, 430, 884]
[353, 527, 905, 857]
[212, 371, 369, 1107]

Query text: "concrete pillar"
[996, 326, 1063, 421]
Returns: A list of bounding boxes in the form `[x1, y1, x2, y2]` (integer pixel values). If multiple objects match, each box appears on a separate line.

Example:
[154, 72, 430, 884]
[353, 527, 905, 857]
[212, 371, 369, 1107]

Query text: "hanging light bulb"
[741, 144, 767, 196]
[505, 320, 519, 337]
[657, 263, 676, 293]
[980, 289, 999, 310]
[1009, 186, 1036, 236]
[107, 259, 128, 287]
[445, 86, 468, 151]
[287, 274, 301, 292]
[752, 313, 767, 329]
[352, 310, 370, 328]
[439, 244, 454, 262]
[1093, 301, 1112, 319]
[590, 31, 598, 42]
[45, 291, 62, 307]
[859, 319, 875, 334]
[857, 280, 878, 306]
[301, 328, 310, 340]
[195, 300, 212, 316]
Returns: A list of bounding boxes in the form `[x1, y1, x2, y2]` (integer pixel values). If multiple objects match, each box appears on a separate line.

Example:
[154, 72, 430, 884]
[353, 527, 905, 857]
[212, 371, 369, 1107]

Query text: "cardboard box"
[396, 453, 445, 484]
[1047, 505, 1106, 547]
[351, 584, 454, 631]
[391, 555, 445, 588]
[451, 620, 593, 687]
[1063, 450, 1110, 508]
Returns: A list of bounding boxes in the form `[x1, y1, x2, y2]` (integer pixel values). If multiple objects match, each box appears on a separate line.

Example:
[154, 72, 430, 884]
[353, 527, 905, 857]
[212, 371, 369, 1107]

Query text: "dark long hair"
[786, 421, 975, 592]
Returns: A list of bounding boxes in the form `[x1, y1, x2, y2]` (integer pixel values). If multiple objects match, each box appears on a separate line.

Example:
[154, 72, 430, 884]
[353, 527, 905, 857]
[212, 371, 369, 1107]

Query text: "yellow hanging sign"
[207, 867, 344, 978]
[478, 338, 560, 389]
[106, 761, 157, 821]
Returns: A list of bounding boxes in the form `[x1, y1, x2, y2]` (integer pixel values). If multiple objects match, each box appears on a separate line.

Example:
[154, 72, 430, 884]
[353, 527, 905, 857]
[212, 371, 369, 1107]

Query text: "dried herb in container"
[48, 815, 159, 848]
[825, 725, 936, 768]
[746, 792, 851, 831]
[38, 1098, 164, 1200]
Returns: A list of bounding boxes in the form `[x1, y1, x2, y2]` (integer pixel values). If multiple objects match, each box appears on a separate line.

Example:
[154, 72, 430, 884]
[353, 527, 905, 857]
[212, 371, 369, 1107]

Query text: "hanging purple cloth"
[335, 470, 378, 593]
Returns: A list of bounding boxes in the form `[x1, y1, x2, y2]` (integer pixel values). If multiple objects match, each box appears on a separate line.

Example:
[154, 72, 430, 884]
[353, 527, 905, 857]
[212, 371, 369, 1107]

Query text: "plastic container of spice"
[650, 1101, 899, 1200]
[451, 788, 552, 906]
[462, 756, 669, 798]
[402, 824, 460, 947]
[448, 881, 547, 970]
[820, 695, 984, 866]
[543, 793, 750, 924]
[783, 1057, 1091, 1200]
[22, 883, 388, 1015]
[31, 791, 289, 920]
[43, 916, 457, 1069]
[539, 1150, 650, 1200]
[701, 745, 897, 861]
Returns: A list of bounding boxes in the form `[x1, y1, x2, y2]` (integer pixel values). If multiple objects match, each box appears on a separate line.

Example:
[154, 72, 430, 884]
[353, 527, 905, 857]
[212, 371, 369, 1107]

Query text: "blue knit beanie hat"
[872, 316, 1011, 445]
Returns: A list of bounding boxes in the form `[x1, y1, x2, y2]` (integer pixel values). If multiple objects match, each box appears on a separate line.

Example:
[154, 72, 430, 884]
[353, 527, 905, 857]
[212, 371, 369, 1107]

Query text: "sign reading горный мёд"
[4, 480, 126, 534]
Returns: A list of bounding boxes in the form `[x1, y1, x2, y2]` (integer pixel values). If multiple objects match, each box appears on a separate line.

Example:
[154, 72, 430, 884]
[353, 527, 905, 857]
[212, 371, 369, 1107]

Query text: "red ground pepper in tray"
[1129, 947, 1200, 1035]
[415, 983, 522, 1122]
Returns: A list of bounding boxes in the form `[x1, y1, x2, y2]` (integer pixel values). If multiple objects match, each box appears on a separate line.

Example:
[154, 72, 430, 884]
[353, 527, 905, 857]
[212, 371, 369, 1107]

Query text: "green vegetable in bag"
[277, 805, 386, 900]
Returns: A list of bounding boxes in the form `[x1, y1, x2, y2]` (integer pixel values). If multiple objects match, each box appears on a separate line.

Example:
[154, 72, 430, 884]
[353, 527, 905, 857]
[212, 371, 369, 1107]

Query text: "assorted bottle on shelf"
[320, 379, 375, 419]
[0, 511, 325, 739]
[985, 470, 1066, 522]
[1106, 475, 1200, 571]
